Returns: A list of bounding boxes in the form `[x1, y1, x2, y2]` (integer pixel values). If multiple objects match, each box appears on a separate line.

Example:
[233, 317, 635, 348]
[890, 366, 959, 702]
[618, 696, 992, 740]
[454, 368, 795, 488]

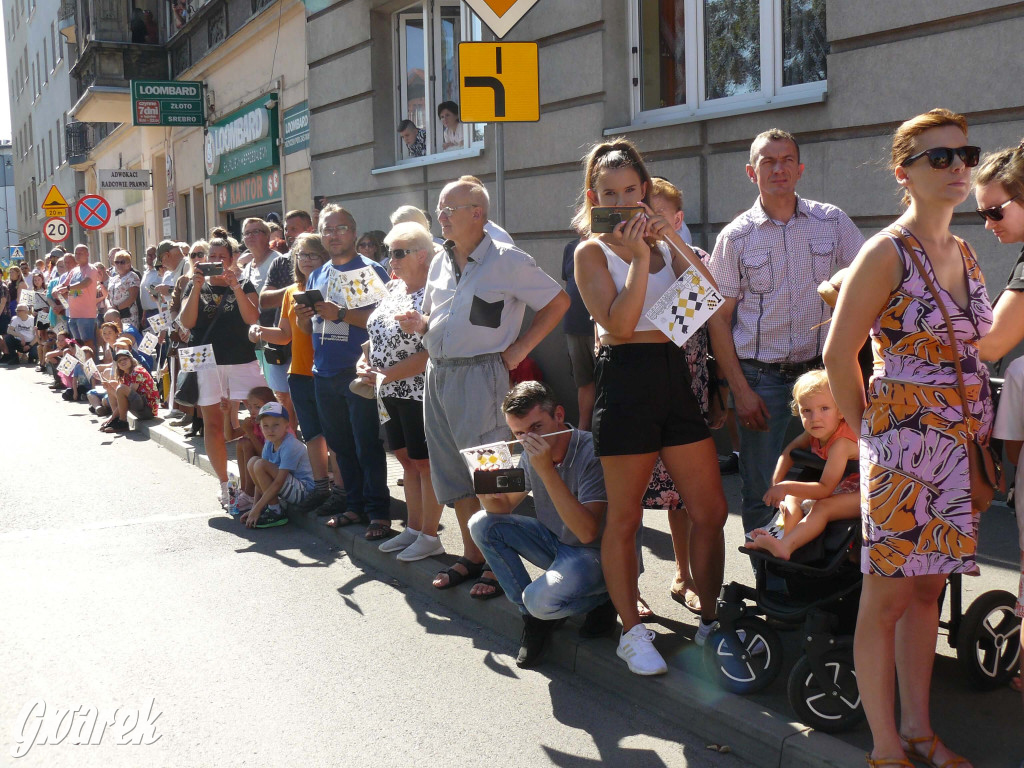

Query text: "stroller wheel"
[955, 589, 1021, 690]
[787, 640, 863, 733]
[702, 616, 783, 694]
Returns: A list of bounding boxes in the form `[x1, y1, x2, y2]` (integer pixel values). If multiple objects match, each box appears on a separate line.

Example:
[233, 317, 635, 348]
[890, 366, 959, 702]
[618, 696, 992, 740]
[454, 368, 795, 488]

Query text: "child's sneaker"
[694, 618, 719, 648]
[254, 507, 289, 528]
[228, 491, 253, 517]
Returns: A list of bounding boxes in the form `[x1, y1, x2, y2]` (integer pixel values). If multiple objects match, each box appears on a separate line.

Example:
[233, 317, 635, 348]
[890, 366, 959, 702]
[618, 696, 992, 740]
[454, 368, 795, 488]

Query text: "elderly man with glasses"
[397, 177, 569, 598]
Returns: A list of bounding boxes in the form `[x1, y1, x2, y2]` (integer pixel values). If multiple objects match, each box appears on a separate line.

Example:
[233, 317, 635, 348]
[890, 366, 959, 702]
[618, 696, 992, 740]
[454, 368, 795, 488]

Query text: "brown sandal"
[866, 758, 913, 768]
[899, 734, 971, 768]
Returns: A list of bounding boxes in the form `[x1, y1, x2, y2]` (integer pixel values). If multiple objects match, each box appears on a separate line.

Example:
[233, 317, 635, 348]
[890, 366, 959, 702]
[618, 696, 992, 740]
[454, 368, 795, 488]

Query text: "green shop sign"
[283, 101, 309, 155]
[132, 80, 204, 126]
[205, 96, 279, 185]
[215, 168, 282, 213]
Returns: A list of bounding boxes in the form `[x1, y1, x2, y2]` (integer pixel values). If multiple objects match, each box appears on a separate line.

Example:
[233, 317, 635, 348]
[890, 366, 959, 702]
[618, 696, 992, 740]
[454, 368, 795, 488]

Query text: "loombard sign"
[132, 80, 204, 126]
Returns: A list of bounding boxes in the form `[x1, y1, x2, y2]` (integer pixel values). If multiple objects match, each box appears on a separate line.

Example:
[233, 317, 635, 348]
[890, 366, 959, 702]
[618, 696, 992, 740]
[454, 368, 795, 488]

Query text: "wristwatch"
[338, 306, 348, 323]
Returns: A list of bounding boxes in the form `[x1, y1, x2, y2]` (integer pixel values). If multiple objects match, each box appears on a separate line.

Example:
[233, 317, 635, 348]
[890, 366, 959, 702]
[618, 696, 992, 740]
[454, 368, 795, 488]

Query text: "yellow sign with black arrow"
[458, 42, 539, 123]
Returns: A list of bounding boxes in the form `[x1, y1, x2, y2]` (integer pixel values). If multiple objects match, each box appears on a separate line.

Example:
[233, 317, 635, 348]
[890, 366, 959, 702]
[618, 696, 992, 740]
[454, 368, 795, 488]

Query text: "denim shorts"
[287, 373, 322, 441]
[264, 360, 290, 392]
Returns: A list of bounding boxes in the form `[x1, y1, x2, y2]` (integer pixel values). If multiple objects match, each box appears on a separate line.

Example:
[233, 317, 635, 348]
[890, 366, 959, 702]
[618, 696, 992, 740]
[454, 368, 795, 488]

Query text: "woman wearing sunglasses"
[974, 140, 1024, 706]
[825, 109, 988, 768]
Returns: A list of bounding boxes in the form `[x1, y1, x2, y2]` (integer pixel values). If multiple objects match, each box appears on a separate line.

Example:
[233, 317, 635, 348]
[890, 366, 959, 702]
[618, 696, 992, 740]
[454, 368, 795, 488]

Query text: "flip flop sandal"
[637, 597, 654, 619]
[471, 575, 505, 601]
[434, 557, 484, 590]
[364, 522, 395, 541]
[326, 512, 363, 528]
[671, 588, 702, 615]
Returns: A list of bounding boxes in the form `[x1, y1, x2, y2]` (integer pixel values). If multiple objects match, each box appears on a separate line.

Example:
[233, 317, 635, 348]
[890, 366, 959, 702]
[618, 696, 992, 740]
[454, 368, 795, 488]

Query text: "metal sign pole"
[495, 123, 505, 229]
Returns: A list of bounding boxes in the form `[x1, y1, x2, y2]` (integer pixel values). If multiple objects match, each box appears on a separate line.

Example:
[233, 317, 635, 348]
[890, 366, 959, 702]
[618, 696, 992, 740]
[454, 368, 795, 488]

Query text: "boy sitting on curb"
[242, 402, 314, 529]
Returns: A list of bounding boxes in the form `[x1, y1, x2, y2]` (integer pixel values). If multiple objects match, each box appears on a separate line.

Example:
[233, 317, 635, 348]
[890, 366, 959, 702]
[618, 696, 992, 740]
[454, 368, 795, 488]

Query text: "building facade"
[0, 142, 17, 257]
[305, 0, 1024, 405]
[58, 0, 309, 266]
[3, 0, 82, 261]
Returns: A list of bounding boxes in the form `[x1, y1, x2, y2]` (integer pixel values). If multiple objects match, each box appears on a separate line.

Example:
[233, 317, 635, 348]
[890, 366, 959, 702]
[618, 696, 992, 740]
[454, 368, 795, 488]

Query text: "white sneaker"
[379, 527, 419, 553]
[396, 533, 445, 562]
[616, 624, 668, 676]
[218, 483, 230, 509]
[694, 619, 719, 648]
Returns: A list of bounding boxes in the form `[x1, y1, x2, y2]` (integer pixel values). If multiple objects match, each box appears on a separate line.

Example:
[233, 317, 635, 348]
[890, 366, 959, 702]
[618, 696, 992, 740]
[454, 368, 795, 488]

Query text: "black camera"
[590, 206, 645, 233]
[474, 468, 526, 495]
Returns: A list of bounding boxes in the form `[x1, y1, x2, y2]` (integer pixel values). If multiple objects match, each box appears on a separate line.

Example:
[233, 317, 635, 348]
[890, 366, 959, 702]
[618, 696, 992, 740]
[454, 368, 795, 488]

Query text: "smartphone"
[474, 468, 526, 495]
[590, 206, 645, 234]
[195, 262, 224, 277]
[293, 289, 325, 309]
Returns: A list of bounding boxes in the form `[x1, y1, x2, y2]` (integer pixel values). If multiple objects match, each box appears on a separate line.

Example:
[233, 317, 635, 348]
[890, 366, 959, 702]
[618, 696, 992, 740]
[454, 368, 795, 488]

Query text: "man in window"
[708, 128, 864, 540]
[469, 381, 615, 668]
[396, 177, 569, 598]
[397, 119, 427, 158]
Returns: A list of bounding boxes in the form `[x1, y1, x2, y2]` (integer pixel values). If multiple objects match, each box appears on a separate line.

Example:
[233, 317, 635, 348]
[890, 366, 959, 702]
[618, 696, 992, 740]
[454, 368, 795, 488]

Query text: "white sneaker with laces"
[616, 624, 667, 676]
[396, 533, 445, 562]
[694, 619, 719, 648]
[379, 526, 419, 553]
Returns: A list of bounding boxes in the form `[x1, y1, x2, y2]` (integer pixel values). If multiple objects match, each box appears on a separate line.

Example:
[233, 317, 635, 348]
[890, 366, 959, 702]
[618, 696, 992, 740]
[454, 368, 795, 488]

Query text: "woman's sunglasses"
[976, 195, 1020, 222]
[903, 145, 980, 170]
[388, 248, 418, 260]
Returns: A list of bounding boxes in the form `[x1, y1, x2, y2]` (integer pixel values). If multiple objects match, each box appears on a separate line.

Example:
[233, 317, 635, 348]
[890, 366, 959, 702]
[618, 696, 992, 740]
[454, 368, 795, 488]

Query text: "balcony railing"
[70, 41, 169, 100]
[66, 121, 119, 166]
[58, 0, 77, 44]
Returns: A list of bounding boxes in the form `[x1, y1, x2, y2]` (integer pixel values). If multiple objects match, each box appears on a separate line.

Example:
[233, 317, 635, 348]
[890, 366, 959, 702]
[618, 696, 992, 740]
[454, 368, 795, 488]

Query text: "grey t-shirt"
[518, 428, 606, 549]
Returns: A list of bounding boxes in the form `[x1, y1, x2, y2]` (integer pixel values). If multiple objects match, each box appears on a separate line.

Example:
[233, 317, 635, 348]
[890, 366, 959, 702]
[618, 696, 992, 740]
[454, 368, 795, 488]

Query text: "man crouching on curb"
[469, 381, 616, 668]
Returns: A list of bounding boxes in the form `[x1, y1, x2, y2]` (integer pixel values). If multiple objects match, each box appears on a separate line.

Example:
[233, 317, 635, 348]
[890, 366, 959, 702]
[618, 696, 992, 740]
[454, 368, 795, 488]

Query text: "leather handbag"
[886, 226, 1003, 511]
[173, 290, 229, 408]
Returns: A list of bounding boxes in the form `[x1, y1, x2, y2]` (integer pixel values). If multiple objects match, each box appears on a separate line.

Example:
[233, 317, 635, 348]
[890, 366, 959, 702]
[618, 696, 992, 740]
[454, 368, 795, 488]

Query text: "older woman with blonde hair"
[825, 108, 989, 768]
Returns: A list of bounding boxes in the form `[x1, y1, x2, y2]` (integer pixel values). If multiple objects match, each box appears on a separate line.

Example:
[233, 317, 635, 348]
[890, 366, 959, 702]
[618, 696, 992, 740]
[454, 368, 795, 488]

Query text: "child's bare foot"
[746, 528, 769, 540]
[750, 534, 791, 560]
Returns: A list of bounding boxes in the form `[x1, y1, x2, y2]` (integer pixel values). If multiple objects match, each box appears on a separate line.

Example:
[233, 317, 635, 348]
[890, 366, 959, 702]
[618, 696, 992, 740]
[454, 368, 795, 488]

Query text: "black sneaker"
[579, 599, 618, 638]
[292, 489, 331, 515]
[61, 388, 75, 401]
[255, 508, 289, 528]
[311, 492, 347, 518]
[516, 615, 565, 669]
[718, 453, 739, 475]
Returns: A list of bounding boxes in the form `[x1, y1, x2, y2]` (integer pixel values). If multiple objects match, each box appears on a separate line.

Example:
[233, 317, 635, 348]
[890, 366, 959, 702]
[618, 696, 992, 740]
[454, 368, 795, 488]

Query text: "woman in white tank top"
[573, 138, 728, 676]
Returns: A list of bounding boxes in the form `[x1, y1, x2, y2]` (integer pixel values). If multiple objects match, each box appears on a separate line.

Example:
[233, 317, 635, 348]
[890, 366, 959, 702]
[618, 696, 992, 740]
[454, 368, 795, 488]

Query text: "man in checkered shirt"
[708, 129, 864, 536]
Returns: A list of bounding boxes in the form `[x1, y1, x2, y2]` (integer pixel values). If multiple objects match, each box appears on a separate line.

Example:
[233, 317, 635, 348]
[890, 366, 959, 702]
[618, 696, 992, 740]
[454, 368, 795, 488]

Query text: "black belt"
[741, 357, 822, 378]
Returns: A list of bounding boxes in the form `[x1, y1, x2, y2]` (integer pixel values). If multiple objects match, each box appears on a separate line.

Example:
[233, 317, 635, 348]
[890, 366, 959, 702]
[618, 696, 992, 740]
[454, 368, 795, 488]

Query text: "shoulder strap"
[884, 226, 977, 438]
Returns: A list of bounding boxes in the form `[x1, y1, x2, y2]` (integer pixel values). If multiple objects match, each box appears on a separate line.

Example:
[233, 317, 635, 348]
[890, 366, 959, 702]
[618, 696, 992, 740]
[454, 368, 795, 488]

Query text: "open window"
[394, 1, 484, 162]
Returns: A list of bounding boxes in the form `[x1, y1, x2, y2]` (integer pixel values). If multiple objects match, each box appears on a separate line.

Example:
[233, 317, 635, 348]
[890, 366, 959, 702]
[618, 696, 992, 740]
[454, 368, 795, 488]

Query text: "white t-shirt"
[8, 314, 35, 344]
[140, 268, 161, 311]
[991, 356, 1024, 561]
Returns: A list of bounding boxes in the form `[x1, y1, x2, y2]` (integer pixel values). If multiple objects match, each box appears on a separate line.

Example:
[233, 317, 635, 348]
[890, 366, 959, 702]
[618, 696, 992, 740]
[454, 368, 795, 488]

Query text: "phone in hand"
[195, 262, 224, 277]
[474, 468, 526, 495]
[590, 206, 646, 234]
[293, 289, 325, 311]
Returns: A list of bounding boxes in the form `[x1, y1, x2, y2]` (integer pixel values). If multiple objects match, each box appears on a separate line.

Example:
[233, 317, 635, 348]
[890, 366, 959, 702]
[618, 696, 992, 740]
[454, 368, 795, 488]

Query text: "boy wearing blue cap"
[243, 402, 315, 528]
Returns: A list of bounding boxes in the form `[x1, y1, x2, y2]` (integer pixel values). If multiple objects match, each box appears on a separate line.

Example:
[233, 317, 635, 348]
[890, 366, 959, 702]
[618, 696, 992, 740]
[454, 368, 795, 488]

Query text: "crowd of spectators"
[4, 111, 1023, 768]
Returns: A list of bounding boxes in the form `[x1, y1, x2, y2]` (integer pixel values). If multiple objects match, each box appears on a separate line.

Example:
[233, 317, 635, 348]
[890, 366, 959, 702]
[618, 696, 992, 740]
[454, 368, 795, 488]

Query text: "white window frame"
[391, 1, 483, 165]
[622, 0, 827, 131]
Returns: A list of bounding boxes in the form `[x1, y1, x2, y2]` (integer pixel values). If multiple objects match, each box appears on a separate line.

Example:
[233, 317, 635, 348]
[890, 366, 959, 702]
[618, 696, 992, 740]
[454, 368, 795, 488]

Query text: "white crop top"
[593, 239, 677, 337]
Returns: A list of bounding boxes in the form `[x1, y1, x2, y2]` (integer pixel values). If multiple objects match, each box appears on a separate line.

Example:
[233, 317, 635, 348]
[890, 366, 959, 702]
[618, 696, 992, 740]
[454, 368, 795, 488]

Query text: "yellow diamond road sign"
[459, 42, 539, 123]
[463, 0, 540, 39]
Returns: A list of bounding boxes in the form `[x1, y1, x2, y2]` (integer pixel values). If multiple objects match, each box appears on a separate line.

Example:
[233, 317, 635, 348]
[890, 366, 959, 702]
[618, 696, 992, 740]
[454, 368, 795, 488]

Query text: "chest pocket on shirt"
[741, 249, 774, 294]
[470, 294, 504, 328]
[810, 239, 837, 283]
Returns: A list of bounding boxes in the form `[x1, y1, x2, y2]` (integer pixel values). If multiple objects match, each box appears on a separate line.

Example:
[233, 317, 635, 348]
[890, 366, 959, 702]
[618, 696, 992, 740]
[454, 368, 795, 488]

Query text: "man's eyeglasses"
[976, 195, 1020, 222]
[435, 204, 478, 219]
[388, 248, 419, 260]
[321, 225, 352, 236]
[903, 145, 980, 170]
[113, 259, 130, 265]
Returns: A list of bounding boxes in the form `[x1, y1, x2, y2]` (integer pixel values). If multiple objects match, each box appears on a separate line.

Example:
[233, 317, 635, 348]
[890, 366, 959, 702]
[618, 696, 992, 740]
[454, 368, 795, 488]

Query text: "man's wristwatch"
[338, 306, 347, 323]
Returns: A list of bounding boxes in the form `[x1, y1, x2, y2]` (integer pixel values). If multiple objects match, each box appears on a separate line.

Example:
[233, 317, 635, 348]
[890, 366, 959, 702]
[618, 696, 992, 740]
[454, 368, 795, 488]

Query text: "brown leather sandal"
[899, 734, 971, 768]
[865, 758, 913, 768]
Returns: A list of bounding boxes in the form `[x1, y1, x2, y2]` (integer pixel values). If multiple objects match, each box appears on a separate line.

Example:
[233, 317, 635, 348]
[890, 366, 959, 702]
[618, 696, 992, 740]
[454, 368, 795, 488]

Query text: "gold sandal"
[899, 734, 971, 768]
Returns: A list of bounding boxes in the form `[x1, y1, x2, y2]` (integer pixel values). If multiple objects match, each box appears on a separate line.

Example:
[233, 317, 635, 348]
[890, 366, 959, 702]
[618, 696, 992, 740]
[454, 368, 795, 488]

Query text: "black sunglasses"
[388, 248, 418, 260]
[904, 145, 980, 170]
[976, 195, 1020, 222]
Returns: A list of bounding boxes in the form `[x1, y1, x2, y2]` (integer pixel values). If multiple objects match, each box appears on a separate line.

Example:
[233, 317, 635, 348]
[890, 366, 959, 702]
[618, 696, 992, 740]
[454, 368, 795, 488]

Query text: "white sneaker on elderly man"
[616, 623, 668, 676]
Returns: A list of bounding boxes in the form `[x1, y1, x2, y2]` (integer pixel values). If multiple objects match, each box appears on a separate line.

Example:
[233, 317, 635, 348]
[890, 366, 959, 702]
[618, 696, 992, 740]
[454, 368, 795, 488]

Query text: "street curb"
[135, 416, 865, 768]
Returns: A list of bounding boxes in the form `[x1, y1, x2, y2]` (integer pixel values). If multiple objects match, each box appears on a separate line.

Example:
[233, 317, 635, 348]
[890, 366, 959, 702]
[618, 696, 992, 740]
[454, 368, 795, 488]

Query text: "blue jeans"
[737, 361, 800, 533]
[313, 369, 390, 520]
[468, 511, 608, 619]
[68, 317, 96, 345]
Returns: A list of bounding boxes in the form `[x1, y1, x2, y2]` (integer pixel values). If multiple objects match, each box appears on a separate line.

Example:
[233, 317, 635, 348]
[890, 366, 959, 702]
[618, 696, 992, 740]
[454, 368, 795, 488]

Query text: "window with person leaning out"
[468, 382, 616, 669]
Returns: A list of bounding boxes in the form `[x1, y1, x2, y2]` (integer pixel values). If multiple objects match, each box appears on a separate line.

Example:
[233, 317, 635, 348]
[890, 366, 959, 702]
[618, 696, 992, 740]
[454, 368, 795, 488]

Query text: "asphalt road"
[0, 368, 741, 768]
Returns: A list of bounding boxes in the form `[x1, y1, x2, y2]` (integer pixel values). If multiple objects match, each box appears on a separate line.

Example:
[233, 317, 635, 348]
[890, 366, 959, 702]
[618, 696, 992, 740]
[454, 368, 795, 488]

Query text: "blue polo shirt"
[307, 255, 389, 377]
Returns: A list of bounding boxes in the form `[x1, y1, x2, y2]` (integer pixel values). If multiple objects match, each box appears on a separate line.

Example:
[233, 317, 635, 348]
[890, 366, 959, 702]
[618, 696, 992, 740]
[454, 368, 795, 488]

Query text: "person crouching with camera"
[469, 382, 616, 669]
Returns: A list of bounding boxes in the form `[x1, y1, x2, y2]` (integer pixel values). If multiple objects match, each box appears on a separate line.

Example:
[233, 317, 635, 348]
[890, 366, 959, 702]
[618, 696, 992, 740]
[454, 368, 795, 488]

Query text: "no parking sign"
[75, 195, 112, 230]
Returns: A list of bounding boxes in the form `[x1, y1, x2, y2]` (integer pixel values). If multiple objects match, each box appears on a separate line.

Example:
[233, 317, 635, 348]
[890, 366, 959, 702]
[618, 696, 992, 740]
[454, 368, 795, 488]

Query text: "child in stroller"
[747, 368, 860, 561]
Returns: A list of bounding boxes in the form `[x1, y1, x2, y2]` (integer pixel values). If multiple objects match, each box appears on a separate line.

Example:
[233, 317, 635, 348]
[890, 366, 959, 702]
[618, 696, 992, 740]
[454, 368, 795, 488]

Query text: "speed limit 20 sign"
[44, 217, 70, 243]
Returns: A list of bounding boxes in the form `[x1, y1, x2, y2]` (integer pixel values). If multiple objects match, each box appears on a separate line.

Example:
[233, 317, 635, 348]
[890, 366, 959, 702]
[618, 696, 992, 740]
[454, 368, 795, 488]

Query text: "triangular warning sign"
[42, 185, 69, 209]
[463, 0, 539, 37]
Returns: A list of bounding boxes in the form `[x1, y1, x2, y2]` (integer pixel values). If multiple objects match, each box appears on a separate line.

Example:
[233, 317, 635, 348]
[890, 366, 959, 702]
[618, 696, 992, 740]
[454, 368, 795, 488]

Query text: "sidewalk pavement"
[133, 410, 1023, 768]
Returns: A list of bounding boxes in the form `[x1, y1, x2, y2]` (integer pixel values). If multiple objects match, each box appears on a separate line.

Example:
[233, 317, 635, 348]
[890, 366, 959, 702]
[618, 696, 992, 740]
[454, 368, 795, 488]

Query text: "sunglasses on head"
[904, 145, 980, 170]
[388, 248, 418, 260]
[976, 195, 1020, 222]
